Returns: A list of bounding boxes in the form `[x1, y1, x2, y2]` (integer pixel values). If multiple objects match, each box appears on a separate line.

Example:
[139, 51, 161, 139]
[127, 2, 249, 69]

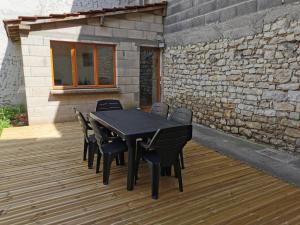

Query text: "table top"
[90, 109, 188, 139]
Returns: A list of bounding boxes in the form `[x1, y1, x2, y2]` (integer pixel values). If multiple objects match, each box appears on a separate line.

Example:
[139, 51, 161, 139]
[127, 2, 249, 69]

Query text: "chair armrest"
[139, 140, 150, 150]
[107, 136, 122, 142]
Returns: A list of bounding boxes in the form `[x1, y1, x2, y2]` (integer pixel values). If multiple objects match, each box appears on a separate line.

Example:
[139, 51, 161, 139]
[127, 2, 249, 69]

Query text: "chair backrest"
[150, 103, 169, 118]
[96, 99, 123, 112]
[89, 118, 109, 150]
[74, 108, 89, 140]
[148, 126, 191, 167]
[169, 108, 193, 125]
[169, 108, 193, 141]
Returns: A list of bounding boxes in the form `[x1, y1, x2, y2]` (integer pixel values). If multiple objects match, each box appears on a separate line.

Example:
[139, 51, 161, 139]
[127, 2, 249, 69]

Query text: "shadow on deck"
[0, 122, 300, 225]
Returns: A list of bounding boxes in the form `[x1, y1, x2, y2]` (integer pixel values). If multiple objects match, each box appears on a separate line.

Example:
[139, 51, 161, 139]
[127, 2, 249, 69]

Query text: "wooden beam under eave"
[100, 16, 104, 26]
[151, 9, 166, 16]
[19, 5, 167, 27]
[19, 24, 31, 31]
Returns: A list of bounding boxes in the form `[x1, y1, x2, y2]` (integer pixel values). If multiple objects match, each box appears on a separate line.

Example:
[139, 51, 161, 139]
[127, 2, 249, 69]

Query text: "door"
[139, 47, 161, 111]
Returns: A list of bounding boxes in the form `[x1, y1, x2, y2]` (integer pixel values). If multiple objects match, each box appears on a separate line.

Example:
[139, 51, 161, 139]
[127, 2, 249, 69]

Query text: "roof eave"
[3, 1, 167, 42]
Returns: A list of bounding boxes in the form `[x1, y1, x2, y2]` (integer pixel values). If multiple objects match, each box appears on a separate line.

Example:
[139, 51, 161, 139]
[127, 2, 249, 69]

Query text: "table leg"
[126, 138, 136, 191]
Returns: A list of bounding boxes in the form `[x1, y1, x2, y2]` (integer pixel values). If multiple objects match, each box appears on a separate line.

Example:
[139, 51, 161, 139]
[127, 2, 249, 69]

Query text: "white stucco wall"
[0, 0, 128, 106]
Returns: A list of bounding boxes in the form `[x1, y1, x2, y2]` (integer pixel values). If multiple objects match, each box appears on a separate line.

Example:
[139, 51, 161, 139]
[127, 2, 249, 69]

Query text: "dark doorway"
[139, 47, 160, 111]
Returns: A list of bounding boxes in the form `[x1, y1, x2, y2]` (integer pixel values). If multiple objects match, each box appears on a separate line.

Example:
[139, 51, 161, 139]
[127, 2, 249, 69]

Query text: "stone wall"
[165, 0, 300, 34]
[163, 8, 300, 152]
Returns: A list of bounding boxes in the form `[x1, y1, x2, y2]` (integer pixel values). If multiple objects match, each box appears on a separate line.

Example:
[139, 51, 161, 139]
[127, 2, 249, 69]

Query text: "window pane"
[97, 46, 114, 85]
[76, 44, 95, 85]
[51, 42, 72, 86]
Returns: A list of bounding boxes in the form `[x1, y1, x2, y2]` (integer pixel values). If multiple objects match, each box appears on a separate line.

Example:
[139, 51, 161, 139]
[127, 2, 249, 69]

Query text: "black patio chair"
[74, 108, 97, 169]
[96, 99, 123, 112]
[135, 126, 191, 199]
[89, 118, 127, 185]
[168, 108, 193, 169]
[95, 99, 125, 165]
[150, 103, 169, 119]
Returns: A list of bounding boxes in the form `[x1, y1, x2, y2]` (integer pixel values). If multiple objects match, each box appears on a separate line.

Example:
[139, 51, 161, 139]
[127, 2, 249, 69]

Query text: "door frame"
[139, 46, 161, 107]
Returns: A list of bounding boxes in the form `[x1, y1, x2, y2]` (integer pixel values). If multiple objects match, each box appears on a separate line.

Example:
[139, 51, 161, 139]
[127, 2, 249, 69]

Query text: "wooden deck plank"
[0, 122, 299, 225]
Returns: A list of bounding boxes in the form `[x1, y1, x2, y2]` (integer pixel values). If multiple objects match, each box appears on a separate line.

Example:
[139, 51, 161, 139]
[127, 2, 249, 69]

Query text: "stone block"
[217, 0, 248, 9]
[143, 31, 157, 40]
[288, 91, 300, 102]
[246, 121, 262, 129]
[29, 45, 51, 57]
[289, 112, 300, 120]
[285, 0, 300, 3]
[140, 14, 155, 23]
[277, 83, 300, 91]
[21, 45, 30, 56]
[135, 21, 151, 31]
[262, 90, 287, 101]
[120, 85, 139, 94]
[168, 1, 193, 15]
[124, 13, 142, 21]
[95, 27, 113, 37]
[118, 59, 139, 69]
[26, 87, 51, 97]
[23, 56, 50, 67]
[165, 15, 178, 25]
[274, 102, 295, 111]
[24, 76, 52, 87]
[21, 35, 44, 46]
[297, 103, 300, 112]
[191, 16, 205, 28]
[119, 42, 137, 51]
[128, 30, 144, 39]
[104, 18, 120, 28]
[198, 0, 217, 15]
[237, 0, 257, 16]
[285, 128, 300, 138]
[55, 25, 81, 35]
[119, 20, 136, 29]
[112, 28, 128, 38]
[153, 15, 163, 24]
[219, 6, 237, 22]
[30, 67, 51, 77]
[150, 23, 163, 33]
[205, 11, 220, 25]
[257, 0, 282, 11]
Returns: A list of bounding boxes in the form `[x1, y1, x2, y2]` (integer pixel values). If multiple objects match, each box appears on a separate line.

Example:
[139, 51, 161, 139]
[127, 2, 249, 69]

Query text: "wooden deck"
[0, 122, 300, 225]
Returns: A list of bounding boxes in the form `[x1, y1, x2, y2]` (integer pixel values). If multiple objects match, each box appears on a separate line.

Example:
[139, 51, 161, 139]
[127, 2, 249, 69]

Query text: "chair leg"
[179, 149, 184, 169]
[115, 154, 120, 166]
[103, 154, 113, 185]
[165, 167, 172, 176]
[135, 148, 143, 183]
[88, 143, 95, 169]
[160, 167, 166, 176]
[119, 152, 125, 165]
[150, 163, 160, 200]
[174, 160, 183, 192]
[83, 139, 88, 161]
[96, 148, 102, 174]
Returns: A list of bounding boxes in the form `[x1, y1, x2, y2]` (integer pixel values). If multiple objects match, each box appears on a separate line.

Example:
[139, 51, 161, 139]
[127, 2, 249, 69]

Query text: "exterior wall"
[163, 3, 300, 152]
[20, 13, 163, 124]
[0, 0, 130, 106]
[165, 0, 300, 35]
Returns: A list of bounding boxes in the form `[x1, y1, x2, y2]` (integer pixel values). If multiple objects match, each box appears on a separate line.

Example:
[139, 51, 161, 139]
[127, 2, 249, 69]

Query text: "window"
[51, 41, 116, 89]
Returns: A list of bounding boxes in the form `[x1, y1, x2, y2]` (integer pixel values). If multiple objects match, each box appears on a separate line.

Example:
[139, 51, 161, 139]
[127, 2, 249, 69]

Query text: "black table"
[90, 109, 185, 191]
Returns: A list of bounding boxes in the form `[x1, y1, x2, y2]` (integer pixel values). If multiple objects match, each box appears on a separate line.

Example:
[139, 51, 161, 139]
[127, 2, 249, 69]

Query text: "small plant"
[0, 105, 27, 135]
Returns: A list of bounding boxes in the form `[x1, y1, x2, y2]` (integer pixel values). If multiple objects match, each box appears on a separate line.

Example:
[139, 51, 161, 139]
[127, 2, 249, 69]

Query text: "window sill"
[50, 88, 120, 95]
